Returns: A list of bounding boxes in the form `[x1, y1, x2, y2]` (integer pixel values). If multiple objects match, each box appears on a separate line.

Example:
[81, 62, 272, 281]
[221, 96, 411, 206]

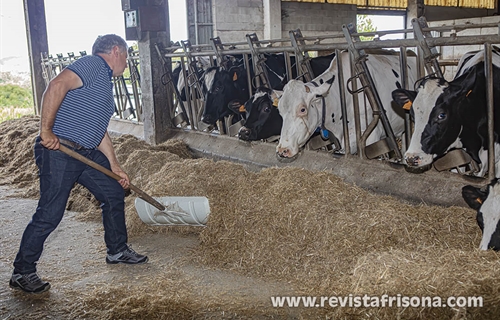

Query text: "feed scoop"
[59, 145, 210, 226]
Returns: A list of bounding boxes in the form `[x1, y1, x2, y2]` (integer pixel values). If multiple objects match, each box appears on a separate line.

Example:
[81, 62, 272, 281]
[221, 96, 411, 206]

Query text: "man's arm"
[39, 68, 83, 149]
[98, 132, 130, 189]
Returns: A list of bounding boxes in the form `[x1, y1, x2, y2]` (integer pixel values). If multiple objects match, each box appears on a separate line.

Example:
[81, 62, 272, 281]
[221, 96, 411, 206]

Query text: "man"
[10, 34, 148, 294]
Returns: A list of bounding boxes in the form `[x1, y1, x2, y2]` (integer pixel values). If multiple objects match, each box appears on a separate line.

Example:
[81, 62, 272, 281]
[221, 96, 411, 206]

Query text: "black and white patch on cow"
[201, 66, 250, 126]
[229, 87, 283, 141]
[172, 58, 211, 101]
[462, 179, 500, 250]
[392, 49, 500, 177]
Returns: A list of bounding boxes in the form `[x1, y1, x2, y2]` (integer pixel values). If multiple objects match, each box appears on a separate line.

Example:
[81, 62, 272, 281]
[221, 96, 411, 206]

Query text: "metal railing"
[40, 17, 500, 181]
[40, 49, 142, 122]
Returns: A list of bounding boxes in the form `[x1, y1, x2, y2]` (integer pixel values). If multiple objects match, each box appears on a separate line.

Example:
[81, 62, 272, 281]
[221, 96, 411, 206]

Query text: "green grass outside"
[0, 84, 35, 123]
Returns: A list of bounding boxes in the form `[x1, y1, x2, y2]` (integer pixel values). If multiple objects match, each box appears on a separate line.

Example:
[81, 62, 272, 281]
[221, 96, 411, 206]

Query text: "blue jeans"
[13, 137, 128, 274]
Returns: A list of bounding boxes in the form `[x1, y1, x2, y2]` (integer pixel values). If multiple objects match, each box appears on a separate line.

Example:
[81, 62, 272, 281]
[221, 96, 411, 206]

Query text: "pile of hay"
[2, 116, 500, 319]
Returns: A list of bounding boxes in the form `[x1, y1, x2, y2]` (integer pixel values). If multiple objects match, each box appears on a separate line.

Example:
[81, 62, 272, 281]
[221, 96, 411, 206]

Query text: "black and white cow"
[200, 65, 250, 125]
[462, 179, 500, 250]
[172, 57, 211, 101]
[276, 50, 417, 160]
[392, 49, 500, 177]
[228, 87, 283, 141]
[201, 53, 336, 126]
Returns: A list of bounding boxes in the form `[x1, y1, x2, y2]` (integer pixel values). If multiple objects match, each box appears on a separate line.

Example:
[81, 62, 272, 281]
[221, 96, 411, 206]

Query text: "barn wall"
[281, 1, 357, 38]
[429, 15, 500, 80]
[210, 0, 357, 44]
[212, 0, 265, 43]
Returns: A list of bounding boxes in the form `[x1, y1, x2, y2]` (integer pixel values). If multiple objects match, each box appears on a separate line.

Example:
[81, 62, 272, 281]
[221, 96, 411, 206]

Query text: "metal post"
[343, 23, 402, 160]
[289, 29, 314, 82]
[411, 17, 443, 78]
[484, 43, 496, 180]
[399, 47, 412, 151]
[336, 49, 350, 155]
[349, 52, 362, 158]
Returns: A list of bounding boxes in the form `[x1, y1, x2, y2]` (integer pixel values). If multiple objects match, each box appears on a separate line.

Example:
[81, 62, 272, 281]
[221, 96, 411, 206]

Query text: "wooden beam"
[23, 0, 48, 115]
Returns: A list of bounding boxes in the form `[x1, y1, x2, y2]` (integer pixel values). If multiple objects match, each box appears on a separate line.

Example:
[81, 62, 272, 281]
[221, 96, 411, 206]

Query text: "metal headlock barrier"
[40, 17, 500, 182]
[40, 49, 142, 122]
[155, 17, 500, 181]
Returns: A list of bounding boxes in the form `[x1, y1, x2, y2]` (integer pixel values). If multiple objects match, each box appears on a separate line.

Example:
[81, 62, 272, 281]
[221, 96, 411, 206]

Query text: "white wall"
[429, 16, 500, 80]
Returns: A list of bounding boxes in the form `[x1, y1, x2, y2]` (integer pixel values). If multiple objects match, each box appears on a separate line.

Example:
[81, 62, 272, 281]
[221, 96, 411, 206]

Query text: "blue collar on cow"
[309, 81, 329, 132]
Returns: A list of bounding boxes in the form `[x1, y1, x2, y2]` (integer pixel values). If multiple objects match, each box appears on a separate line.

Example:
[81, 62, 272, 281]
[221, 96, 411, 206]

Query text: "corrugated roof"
[282, 0, 495, 9]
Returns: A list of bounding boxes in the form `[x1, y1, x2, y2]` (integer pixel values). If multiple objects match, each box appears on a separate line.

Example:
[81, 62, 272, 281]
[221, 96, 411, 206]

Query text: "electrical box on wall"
[123, 5, 166, 41]
[121, 0, 145, 11]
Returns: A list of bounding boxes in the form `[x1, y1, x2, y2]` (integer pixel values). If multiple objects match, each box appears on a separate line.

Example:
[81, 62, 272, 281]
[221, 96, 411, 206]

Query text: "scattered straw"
[1, 116, 498, 319]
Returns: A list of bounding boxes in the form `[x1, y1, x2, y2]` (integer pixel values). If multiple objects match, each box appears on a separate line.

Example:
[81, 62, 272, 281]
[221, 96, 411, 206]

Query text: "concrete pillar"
[138, 0, 175, 145]
[23, 0, 49, 114]
[263, 0, 281, 40]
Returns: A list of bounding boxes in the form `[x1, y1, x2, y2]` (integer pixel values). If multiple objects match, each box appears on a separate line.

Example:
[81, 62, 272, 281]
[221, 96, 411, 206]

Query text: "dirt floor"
[0, 185, 299, 319]
[2, 116, 500, 319]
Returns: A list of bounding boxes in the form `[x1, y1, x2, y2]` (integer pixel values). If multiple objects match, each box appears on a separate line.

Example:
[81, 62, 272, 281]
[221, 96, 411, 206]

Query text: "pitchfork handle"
[58, 145, 166, 211]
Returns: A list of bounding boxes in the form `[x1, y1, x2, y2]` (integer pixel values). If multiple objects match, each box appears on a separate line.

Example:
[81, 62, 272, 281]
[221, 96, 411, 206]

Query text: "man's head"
[92, 34, 128, 77]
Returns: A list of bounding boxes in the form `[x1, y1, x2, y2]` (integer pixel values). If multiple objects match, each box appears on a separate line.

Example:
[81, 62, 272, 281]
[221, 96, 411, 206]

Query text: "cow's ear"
[309, 79, 334, 97]
[228, 99, 246, 114]
[270, 90, 282, 107]
[228, 66, 245, 82]
[392, 89, 416, 110]
[462, 185, 488, 210]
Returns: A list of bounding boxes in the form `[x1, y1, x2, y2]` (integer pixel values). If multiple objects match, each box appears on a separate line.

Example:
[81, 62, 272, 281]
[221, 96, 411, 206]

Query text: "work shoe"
[106, 246, 148, 265]
[9, 272, 51, 294]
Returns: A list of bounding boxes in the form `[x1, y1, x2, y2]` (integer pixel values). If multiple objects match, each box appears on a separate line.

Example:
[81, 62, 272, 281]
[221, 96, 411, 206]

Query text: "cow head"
[421, 68, 483, 155]
[392, 78, 450, 168]
[230, 87, 282, 141]
[392, 65, 482, 169]
[462, 179, 500, 250]
[276, 79, 332, 161]
[201, 66, 249, 126]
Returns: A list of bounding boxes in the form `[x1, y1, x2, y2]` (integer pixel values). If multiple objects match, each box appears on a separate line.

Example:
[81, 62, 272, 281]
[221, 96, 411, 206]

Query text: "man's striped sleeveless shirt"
[52, 55, 114, 149]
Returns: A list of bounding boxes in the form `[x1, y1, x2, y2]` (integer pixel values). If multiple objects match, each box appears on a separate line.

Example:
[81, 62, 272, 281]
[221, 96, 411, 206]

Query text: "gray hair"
[92, 34, 128, 55]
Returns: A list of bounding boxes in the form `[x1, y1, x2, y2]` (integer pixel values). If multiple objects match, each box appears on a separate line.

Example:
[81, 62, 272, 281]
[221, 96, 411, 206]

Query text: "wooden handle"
[58, 145, 166, 211]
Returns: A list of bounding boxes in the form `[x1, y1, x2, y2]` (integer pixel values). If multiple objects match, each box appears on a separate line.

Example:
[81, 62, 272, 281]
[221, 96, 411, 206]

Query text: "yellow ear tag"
[402, 101, 412, 110]
[238, 105, 246, 113]
[476, 197, 483, 204]
[273, 98, 279, 107]
[466, 90, 472, 97]
[233, 72, 238, 81]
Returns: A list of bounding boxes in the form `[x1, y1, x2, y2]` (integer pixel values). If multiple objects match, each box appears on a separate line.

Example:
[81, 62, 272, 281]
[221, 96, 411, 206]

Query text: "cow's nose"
[277, 146, 291, 158]
[238, 127, 251, 140]
[405, 155, 421, 167]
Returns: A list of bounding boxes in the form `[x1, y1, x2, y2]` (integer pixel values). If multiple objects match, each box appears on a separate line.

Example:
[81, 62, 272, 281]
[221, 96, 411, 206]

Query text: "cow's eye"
[214, 85, 222, 92]
[298, 105, 307, 115]
[437, 112, 446, 121]
[264, 106, 271, 113]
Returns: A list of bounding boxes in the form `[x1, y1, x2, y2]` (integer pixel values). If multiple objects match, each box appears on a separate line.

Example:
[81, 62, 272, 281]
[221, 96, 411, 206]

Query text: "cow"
[276, 50, 417, 161]
[200, 65, 250, 125]
[171, 57, 211, 102]
[228, 87, 283, 141]
[462, 179, 500, 250]
[391, 49, 500, 177]
[201, 53, 336, 127]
